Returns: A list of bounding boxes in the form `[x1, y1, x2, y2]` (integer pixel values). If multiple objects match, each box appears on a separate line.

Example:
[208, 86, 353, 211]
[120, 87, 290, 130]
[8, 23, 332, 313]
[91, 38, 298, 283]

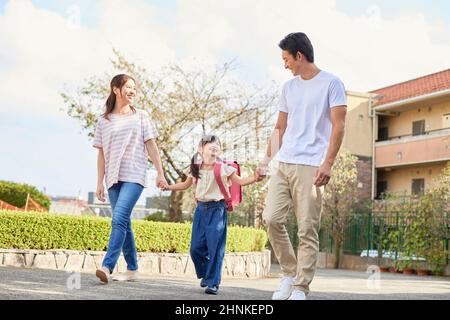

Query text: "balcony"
[375, 128, 450, 168]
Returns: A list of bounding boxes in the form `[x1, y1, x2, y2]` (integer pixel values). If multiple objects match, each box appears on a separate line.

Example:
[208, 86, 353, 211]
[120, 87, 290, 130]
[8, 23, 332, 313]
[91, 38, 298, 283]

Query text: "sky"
[0, 0, 449, 203]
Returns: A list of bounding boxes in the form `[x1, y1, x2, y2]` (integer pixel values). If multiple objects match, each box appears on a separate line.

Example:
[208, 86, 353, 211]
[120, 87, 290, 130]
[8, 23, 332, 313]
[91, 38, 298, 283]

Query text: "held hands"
[253, 170, 265, 183]
[156, 174, 169, 190]
[255, 161, 269, 182]
[161, 184, 172, 191]
[254, 162, 268, 183]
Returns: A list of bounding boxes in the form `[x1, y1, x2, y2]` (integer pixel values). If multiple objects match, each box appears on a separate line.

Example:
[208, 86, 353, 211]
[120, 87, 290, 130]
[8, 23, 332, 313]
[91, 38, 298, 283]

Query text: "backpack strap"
[213, 162, 233, 212]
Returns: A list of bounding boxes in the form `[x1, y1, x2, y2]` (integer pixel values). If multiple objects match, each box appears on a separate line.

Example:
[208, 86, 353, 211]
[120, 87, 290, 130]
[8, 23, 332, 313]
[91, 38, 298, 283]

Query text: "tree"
[384, 163, 450, 274]
[321, 148, 359, 268]
[61, 49, 277, 221]
[410, 162, 450, 273]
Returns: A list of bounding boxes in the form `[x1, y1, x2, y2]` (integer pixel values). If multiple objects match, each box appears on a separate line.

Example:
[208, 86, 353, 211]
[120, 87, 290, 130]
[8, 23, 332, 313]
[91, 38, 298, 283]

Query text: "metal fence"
[319, 211, 450, 265]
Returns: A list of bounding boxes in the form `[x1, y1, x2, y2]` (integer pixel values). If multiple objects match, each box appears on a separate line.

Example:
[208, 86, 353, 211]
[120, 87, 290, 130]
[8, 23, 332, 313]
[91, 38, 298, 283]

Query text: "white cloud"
[173, 0, 450, 91]
[1, 0, 449, 198]
[1, 0, 449, 117]
[0, 0, 176, 117]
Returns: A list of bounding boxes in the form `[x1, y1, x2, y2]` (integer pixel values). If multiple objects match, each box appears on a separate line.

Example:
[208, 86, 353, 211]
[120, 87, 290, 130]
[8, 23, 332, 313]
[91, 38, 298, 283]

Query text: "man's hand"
[253, 170, 265, 182]
[256, 160, 269, 179]
[313, 162, 332, 187]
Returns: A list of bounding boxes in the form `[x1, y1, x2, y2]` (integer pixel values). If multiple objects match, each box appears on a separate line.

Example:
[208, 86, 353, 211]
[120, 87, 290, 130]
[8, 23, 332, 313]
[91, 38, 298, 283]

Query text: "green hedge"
[0, 180, 51, 210]
[0, 210, 267, 253]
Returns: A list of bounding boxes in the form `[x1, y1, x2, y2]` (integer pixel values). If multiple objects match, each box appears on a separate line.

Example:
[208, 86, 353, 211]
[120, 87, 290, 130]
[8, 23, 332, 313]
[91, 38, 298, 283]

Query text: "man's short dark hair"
[279, 32, 314, 63]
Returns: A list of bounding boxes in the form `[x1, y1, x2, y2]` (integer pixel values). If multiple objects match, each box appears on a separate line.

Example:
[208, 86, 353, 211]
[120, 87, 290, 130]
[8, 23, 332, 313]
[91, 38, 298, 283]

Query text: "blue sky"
[0, 0, 177, 26]
[338, 0, 450, 27]
[0, 0, 449, 203]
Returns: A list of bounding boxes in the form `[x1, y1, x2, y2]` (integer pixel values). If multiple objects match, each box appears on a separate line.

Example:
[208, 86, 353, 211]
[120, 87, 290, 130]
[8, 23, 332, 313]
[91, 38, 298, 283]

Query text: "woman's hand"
[156, 174, 169, 190]
[96, 183, 106, 202]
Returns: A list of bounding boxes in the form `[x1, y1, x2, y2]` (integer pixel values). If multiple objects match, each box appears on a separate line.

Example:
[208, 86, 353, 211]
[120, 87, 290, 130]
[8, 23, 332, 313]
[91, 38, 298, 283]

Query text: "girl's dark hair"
[279, 32, 314, 63]
[103, 74, 137, 121]
[190, 134, 221, 180]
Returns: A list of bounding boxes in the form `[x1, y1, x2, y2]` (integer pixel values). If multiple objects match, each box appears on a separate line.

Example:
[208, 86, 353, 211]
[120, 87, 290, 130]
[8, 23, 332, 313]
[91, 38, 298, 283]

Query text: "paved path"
[0, 266, 449, 300]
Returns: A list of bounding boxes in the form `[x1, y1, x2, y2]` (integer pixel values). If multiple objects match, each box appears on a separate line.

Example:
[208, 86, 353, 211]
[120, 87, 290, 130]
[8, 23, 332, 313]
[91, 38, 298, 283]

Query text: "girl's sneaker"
[95, 267, 111, 284]
[205, 285, 219, 295]
[200, 279, 219, 289]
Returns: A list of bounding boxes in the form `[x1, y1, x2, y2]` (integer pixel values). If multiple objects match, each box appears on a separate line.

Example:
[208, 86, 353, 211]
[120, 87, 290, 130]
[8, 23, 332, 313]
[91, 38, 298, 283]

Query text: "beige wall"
[343, 93, 373, 157]
[377, 162, 448, 195]
[380, 99, 450, 138]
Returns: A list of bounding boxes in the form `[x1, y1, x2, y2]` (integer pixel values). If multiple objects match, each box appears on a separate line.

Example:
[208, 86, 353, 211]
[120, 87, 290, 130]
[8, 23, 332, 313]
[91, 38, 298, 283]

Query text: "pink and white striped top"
[93, 108, 158, 190]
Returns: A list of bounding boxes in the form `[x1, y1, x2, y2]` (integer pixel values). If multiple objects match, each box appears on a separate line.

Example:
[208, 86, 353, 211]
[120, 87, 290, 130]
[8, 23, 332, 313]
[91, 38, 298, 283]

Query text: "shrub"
[0, 210, 267, 253]
[144, 211, 170, 222]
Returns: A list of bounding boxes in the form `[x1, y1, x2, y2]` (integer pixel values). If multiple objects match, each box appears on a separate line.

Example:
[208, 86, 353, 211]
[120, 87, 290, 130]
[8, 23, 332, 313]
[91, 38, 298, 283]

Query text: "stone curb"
[0, 249, 271, 278]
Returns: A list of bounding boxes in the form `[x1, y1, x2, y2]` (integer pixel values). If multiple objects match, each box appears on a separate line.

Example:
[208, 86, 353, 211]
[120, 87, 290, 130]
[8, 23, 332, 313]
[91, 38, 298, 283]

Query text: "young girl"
[163, 134, 264, 295]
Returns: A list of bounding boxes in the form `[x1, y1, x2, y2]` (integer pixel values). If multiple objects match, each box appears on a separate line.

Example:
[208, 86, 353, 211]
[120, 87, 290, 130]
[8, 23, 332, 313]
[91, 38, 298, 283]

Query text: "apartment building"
[371, 69, 450, 198]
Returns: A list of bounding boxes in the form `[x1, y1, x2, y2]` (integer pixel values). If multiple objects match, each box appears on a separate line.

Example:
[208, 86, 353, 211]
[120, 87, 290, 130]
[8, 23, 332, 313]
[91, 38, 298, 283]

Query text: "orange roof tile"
[370, 69, 450, 106]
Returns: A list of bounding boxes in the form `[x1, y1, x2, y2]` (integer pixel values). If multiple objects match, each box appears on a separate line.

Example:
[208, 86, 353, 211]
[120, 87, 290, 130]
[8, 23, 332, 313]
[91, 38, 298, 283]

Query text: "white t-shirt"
[277, 70, 347, 166]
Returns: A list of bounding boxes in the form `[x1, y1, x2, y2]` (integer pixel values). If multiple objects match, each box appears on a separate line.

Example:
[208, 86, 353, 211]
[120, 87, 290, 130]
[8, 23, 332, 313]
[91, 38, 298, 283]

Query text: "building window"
[443, 113, 450, 129]
[412, 120, 425, 136]
[378, 127, 388, 141]
[376, 181, 388, 199]
[411, 179, 425, 197]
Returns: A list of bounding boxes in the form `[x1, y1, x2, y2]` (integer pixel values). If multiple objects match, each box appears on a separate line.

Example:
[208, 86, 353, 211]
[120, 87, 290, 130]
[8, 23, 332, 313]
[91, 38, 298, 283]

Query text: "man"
[257, 32, 347, 300]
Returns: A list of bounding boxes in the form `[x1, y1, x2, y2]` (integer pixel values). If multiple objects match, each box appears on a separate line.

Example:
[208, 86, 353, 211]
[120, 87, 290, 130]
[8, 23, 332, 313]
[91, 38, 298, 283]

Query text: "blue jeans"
[102, 181, 144, 273]
[190, 200, 227, 287]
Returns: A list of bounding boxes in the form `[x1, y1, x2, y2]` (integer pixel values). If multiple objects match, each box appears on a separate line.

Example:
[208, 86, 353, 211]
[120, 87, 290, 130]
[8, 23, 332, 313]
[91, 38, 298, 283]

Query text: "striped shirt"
[93, 109, 158, 190]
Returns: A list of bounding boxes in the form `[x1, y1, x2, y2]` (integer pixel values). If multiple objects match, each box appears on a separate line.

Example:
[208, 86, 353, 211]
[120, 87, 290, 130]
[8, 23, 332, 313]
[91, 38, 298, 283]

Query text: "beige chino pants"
[263, 162, 323, 295]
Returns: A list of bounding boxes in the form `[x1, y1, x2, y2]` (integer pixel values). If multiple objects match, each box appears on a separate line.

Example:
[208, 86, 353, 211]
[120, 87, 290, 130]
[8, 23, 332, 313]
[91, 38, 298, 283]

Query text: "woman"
[93, 74, 167, 283]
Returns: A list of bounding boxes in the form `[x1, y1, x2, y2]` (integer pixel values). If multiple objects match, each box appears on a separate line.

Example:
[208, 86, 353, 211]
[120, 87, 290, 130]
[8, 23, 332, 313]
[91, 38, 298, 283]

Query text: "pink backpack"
[214, 161, 242, 212]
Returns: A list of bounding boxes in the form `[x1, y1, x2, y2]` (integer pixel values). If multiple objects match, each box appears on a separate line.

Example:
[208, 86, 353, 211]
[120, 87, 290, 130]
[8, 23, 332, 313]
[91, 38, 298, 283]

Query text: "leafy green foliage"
[0, 180, 51, 210]
[0, 210, 267, 253]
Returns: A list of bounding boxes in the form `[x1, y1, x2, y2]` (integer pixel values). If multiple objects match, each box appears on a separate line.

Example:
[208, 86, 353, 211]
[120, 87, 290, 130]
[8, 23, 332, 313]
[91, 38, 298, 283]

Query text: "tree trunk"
[247, 207, 254, 227]
[169, 190, 184, 222]
[334, 240, 342, 269]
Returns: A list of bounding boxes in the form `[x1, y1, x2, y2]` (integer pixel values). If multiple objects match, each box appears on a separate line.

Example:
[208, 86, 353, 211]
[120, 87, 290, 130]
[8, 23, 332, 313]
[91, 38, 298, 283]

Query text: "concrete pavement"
[0, 265, 449, 300]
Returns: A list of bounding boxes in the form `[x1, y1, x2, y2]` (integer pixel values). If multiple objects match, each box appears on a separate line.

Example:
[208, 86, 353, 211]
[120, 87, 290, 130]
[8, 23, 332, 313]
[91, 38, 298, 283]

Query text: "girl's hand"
[254, 170, 265, 182]
[156, 174, 168, 189]
[96, 183, 106, 202]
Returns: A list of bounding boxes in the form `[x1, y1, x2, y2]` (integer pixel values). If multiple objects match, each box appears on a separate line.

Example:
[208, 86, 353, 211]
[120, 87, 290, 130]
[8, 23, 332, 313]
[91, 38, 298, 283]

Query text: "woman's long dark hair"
[190, 134, 221, 180]
[103, 74, 137, 121]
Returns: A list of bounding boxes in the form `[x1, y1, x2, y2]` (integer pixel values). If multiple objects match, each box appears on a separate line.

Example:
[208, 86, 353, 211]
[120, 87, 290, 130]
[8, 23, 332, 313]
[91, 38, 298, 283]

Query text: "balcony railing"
[375, 128, 450, 167]
[376, 127, 450, 143]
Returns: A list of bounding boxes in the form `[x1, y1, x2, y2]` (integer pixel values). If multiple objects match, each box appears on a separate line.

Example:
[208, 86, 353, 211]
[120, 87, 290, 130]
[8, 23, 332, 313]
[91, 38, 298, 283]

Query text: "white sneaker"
[272, 276, 295, 300]
[288, 289, 307, 300]
[112, 270, 139, 282]
[95, 266, 111, 284]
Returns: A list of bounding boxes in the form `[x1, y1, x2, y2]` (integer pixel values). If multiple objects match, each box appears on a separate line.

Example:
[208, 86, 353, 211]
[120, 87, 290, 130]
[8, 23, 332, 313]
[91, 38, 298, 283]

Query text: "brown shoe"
[96, 267, 111, 284]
